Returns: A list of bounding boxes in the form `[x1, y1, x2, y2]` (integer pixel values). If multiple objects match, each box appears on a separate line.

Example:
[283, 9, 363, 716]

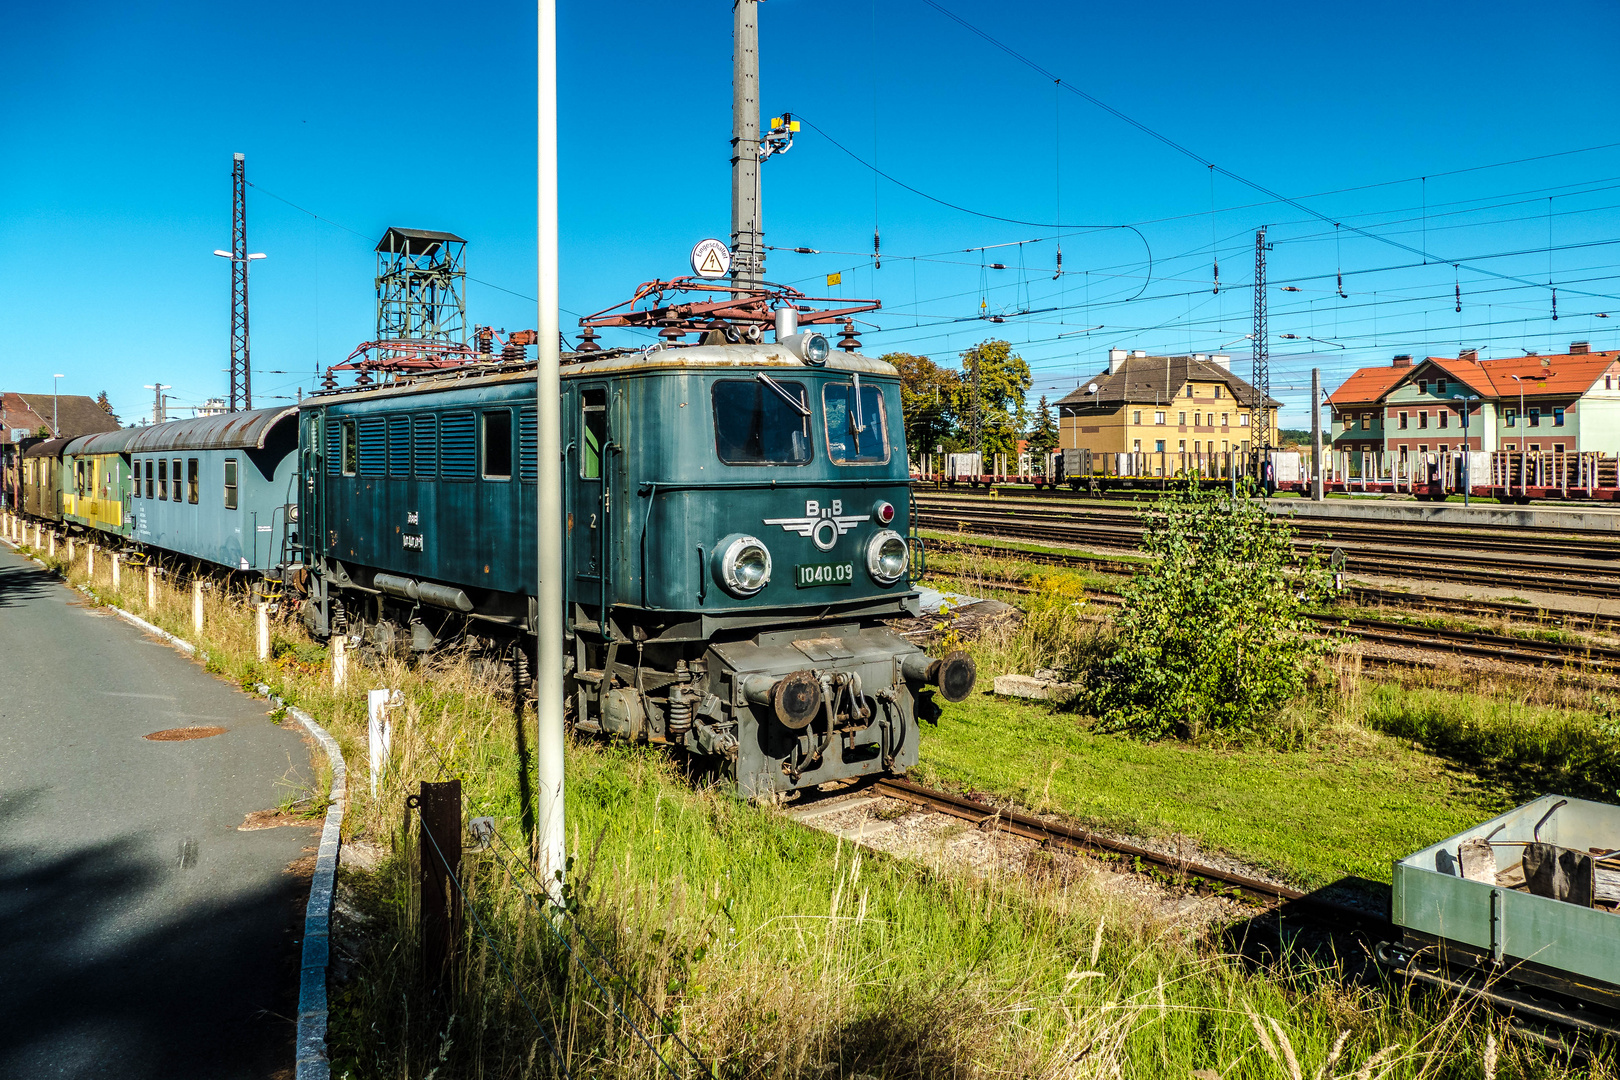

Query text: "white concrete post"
[86, 545, 95, 577]
[331, 633, 348, 690]
[48, 531, 56, 558]
[256, 603, 270, 661]
[111, 554, 121, 591]
[192, 581, 204, 636]
[146, 565, 157, 610]
[67, 536, 75, 564]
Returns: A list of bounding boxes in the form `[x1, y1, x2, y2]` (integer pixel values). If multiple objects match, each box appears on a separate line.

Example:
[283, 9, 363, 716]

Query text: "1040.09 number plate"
[794, 562, 854, 588]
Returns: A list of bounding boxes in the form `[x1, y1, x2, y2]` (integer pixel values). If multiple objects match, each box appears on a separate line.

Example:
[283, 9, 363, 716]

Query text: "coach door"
[299, 409, 324, 565]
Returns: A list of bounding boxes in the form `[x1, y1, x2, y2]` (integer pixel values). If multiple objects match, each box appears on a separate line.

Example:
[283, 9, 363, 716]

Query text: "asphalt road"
[0, 542, 316, 1079]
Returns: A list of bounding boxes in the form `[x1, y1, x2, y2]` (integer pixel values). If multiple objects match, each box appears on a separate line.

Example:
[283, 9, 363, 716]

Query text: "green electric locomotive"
[296, 310, 974, 799]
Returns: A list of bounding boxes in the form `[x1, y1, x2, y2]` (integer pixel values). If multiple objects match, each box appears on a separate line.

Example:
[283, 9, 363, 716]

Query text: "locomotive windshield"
[712, 378, 812, 465]
[823, 380, 889, 464]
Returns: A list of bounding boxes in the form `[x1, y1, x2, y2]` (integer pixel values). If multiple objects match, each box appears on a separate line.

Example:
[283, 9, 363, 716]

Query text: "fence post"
[146, 565, 157, 610]
[192, 580, 204, 635]
[416, 779, 463, 993]
[48, 531, 56, 558]
[332, 634, 348, 690]
[67, 536, 75, 564]
[111, 553, 121, 592]
[86, 545, 95, 578]
[256, 603, 270, 661]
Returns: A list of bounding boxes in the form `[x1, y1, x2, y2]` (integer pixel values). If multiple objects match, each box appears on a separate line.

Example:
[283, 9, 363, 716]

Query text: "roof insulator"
[838, 319, 861, 353]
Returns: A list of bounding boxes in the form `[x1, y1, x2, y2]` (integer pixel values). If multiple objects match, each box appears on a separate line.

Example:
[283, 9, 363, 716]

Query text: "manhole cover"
[143, 726, 227, 741]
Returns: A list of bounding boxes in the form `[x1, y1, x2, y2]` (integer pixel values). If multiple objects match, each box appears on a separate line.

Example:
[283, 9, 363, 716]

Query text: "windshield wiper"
[849, 373, 866, 455]
[754, 371, 810, 416]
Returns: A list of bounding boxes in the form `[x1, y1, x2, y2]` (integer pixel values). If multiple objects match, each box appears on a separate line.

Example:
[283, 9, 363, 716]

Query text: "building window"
[187, 459, 199, 504]
[1529, 443, 1541, 452]
[1194, 412, 1202, 427]
[1239, 414, 1250, 427]
[1155, 411, 1166, 425]
[1153, 439, 1166, 452]
[1608, 375, 1614, 390]
[1178, 412, 1187, 426]
[1529, 407, 1541, 427]
[1554, 443, 1566, 453]
[158, 458, 168, 500]
[1221, 413, 1228, 427]
[1418, 379, 1428, 393]
[1194, 440, 1201, 453]
[223, 458, 238, 510]
[1554, 406, 1566, 426]
[1504, 408, 1516, 427]
[1399, 412, 1409, 429]
[1418, 412, 1429, 429]
[1132, 410, 1141, 425]
[1439, 411, 1448, 429]
[1436, 378, 1448, 394]
[481, 410, 513, 479]
[1418, 445, 1428, 453]
[1132, 439, 1141, 452]
[1360, 412, 1371, 430]
[1214, 386, 1222, 399]
[1439, 445, 1448, 453]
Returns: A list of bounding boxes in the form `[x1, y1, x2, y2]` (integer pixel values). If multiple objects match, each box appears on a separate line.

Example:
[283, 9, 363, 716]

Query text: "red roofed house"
[1327, 342, 1620, 460]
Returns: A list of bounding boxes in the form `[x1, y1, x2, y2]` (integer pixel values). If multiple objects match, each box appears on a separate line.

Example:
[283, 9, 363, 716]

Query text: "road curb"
[1, 534, 344, 1079]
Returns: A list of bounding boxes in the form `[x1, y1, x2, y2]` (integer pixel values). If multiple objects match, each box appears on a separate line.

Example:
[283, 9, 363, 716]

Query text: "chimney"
[1130, 349, 1147, 358]
[1108, 348, 1127, 374]
[1211, 354, 1232, 371]
[1571, 341, 1591, 355]
[1392, 354, 1413, 367]
[1458, 348, 1478, 362]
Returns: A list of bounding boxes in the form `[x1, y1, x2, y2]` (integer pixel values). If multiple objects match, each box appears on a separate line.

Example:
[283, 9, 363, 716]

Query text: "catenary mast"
[730, 0, 763, 288]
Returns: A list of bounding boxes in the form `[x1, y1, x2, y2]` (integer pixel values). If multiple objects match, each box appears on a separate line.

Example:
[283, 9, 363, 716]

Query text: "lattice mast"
[229, 153, 250, 411]
[374, 228, 468, 363]
[730, 0, 763, 288]
[1250, 227, 1270, 460]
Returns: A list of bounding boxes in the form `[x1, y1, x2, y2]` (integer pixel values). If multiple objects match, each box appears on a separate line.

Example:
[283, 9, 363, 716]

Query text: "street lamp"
[1452, 393, 1480, 505]
[52, 374, 64, 437]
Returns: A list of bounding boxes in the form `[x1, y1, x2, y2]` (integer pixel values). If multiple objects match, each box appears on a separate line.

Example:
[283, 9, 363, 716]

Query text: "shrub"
[1088, 478, 1334, 741]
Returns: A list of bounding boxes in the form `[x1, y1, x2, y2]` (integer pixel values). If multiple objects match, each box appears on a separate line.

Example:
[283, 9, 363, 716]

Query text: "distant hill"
[1277, 428, 1312, 447]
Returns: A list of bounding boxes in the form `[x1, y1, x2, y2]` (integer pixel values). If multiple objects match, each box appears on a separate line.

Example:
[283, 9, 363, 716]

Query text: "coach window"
[580, 390, 606, 478]
[145, 460, 154, 499]
[187, 459, 199, 504]
[130, 460, 139, 498]
[482, 409, 513, 480]
[824, 379, 889, 464]
[172, 459, 182, 499]
[158, 458, 168, 500]
[341, 420, 358, 475]
[712, 378, 812, 465]
[223, 459, 238, 510]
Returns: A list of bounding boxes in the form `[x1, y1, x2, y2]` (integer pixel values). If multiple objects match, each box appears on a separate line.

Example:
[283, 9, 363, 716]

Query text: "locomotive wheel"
[773, 671, 822, 730]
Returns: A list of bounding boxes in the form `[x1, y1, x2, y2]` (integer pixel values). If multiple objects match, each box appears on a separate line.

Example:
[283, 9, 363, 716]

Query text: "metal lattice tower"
[1250, 227, 1270, 456]
[730, 0, 763, 288]
[374, 228, 467, 359]
[229, 153, 250, 411]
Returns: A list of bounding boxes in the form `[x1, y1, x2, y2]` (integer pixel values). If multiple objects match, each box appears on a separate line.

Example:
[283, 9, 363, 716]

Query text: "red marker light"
[873, 501, 895, 524]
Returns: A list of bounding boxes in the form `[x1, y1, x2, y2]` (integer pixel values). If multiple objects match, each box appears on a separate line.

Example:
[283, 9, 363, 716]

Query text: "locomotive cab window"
[823, 378, 890, 464]
[712, 377, 811, 465]
[223, 458, 238, 510]
[341, 420, 358, 476]
[187, 459, 199, 504]
[580, 390, 606, 479]
[482, 410, 512, 480]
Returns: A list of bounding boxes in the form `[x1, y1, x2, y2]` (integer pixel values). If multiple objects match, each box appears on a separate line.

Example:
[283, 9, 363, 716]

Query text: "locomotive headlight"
[714, 533, 772, 597]
[801, 333, 831, 365]
[866, 529, 908, 585]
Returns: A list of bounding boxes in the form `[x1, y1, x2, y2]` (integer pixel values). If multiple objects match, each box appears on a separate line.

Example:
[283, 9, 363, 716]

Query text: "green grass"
[915, 689, 1508, 889]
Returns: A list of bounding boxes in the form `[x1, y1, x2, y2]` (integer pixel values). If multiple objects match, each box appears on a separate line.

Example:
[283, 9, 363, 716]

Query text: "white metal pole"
[535, 0, 567, 896]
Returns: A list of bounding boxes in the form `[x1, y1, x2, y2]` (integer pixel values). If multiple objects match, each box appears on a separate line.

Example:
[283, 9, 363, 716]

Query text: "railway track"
[788, 776, 1388, 929]
[917, 506, 1620, 597]
[924, 535, 1620, 629]
[917, 492, 1620, 560]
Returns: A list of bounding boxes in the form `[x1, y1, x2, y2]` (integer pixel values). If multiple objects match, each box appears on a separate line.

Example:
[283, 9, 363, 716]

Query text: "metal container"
[1387, 794, 1620, 1017]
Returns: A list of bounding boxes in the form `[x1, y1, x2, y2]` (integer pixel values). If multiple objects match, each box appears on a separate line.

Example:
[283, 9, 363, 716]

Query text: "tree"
[1027, 395, 1059, 455]
[886, 352, 961, 453]
[1087, 479, 1334, 742]
[96, 391, 119, 423]
[958, 339, 1031, 458]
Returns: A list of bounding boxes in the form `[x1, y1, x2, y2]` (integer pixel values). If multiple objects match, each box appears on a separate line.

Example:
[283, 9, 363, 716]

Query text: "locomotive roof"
[69, 406, 298, 455]
[304, 343, 898, 406]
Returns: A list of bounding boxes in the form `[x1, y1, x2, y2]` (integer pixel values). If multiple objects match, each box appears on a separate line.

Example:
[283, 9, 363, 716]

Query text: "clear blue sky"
[4, 1, 1619, 430]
